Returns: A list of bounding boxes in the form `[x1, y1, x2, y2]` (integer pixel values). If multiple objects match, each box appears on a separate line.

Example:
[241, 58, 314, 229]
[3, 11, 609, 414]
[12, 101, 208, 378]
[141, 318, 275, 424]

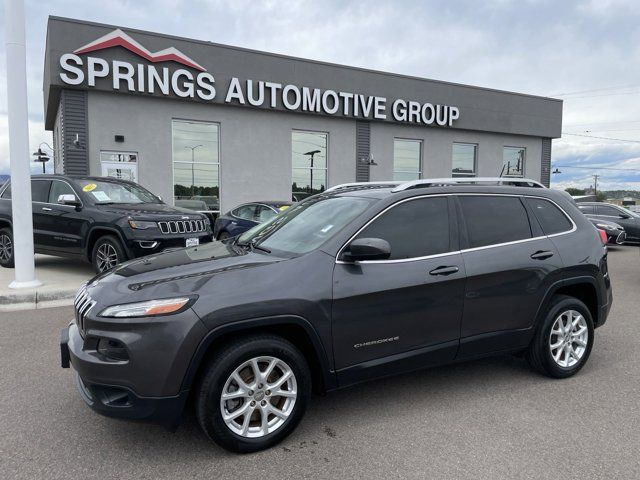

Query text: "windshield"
[76, 180, 160, 204]
[237, 196, 374, 256]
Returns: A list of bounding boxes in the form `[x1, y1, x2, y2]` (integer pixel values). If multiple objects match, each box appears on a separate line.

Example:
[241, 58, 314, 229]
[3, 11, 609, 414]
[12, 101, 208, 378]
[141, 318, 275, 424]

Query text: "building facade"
[44, 17, 563, 212]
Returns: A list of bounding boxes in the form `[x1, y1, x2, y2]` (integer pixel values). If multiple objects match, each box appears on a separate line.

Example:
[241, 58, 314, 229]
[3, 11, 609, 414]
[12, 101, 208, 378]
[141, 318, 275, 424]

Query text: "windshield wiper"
[236, 239, 271, 254]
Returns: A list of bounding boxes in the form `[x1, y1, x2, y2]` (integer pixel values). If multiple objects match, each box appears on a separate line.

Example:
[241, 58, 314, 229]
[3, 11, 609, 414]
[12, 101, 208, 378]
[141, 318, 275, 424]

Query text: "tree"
[565, 187, 586, 196]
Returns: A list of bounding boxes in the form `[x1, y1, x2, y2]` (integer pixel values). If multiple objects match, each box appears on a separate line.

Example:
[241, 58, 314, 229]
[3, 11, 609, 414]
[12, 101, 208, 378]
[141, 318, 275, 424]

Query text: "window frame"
[231, 203, 259, 221]
[524, 197, 574, 236]
[336, 194, 576, 264]
[48, 179, 82, 207]
[451, 142, 478, 177]
[171, 118, 221, 211]
[291, 129, 329, 195]
[502, 146, 526, 178]
[392, 138, 423, 181]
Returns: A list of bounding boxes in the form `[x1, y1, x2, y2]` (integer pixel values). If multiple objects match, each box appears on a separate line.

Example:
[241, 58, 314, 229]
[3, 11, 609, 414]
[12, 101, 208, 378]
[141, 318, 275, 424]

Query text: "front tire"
[526, 295, 594, 378]
[217, 231, 230, 241]
[196, 335, 311, 453]
[91, 235, 125, 273]
[0, 227, 14, 268]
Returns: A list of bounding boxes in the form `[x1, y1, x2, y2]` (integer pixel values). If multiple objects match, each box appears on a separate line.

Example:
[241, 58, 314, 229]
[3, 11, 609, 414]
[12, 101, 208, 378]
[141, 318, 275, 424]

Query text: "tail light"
[597, 229, 608, 245]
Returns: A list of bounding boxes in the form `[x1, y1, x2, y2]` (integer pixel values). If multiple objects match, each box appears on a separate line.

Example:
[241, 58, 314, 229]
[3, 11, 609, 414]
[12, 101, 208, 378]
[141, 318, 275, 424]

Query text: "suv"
[0, 175, 212, 273]
[577, 202, 640, 242]
[60, 178, 612, 453]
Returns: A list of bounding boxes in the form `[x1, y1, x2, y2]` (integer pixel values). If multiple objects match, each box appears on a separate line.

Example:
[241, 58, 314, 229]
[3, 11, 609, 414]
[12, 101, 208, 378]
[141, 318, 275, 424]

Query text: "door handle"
[530, 250, 554, 260]
[429, 265, 459, 276]
[41, 207, 52, 212]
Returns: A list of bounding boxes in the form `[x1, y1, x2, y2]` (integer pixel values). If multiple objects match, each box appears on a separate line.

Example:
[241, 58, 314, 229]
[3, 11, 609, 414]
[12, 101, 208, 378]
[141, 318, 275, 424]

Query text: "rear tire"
[196, 335, 311, 453]
[0, 227, 14, 268]
[526, 295, 594, 378]
[91, 235, 126, 273]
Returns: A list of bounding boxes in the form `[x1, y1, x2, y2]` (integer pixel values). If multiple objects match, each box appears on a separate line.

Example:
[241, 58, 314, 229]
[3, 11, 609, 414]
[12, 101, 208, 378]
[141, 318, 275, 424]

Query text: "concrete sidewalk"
[0, 255, 94, 312]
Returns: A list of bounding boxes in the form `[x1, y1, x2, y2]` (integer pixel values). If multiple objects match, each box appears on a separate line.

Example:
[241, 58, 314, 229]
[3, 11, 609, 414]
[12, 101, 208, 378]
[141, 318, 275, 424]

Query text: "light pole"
[304, 150, 321, 193]
[4, 0, 41, 288]
[185, 145, 203, 197]
[32, 143, 53, 174]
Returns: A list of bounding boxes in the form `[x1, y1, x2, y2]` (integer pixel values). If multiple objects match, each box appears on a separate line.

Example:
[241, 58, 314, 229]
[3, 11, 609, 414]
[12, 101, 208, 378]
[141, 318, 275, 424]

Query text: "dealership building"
[43, 17, 563, 212]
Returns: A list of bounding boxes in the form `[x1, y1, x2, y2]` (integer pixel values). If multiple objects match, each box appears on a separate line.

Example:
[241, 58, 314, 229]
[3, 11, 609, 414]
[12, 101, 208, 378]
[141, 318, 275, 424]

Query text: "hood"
[87, 241, 283, 298]
[96, 202, 202, 217]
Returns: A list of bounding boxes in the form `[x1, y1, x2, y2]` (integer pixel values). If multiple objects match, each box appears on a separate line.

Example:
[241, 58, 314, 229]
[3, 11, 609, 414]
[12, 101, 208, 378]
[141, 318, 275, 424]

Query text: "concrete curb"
[0, 288, 77, 312]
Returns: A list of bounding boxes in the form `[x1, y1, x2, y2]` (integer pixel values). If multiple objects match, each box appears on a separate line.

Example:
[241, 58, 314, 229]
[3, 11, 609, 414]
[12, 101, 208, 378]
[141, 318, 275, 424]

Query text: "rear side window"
[30, 180, 51, 203]
[459, 196, 532, 248]
[354, 197, 450, 259]
[598, 205, 623, 217]
[525, 198, 573, 235]
[232, 204, 257, 220]
[578, 204, 595, 214]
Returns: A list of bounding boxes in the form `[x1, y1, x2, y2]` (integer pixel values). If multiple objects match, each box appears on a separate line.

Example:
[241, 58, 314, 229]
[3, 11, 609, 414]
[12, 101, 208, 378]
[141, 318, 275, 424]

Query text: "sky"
[1, 0, 640, 190]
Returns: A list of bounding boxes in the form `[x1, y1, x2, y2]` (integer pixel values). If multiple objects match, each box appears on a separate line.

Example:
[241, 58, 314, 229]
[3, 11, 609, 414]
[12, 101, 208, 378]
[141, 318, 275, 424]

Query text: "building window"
[452, 143, 477, 177]
[393, 139, 422, 181]
[100, 151, 138, 182]
[502, 146, 526, 177]
[292, 130, 327, 195]
[172, 120, 220, 210]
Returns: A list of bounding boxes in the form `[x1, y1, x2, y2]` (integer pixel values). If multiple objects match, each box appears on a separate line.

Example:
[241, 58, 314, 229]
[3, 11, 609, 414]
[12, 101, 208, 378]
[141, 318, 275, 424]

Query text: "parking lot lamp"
[4, 0, 41, 288]
[185, 145, 203, 197]
[304, 150, 321, 193]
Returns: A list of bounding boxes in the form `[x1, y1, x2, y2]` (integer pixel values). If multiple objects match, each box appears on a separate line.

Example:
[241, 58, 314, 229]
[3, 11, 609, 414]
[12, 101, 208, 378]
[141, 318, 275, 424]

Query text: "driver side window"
[353, 197, 450, 260]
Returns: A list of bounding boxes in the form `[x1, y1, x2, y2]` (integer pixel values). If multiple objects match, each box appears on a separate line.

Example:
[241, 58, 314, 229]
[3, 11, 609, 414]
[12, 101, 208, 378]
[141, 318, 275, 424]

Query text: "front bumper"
[60, 307, 207, 427]
[125, 233, 213, 258]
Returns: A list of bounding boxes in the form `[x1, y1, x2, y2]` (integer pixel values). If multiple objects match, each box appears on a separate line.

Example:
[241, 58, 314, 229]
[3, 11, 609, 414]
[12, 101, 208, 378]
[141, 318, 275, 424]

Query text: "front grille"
[74, 285, 96, 335]
[158, 219, 206, 235]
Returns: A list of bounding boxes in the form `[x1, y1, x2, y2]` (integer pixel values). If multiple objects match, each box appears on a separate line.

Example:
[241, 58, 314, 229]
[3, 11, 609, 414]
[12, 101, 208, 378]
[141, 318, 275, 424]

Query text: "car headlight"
[99, 297, 194, 318]
[596, 223, 616, 231]
[128, 219, 157, 230]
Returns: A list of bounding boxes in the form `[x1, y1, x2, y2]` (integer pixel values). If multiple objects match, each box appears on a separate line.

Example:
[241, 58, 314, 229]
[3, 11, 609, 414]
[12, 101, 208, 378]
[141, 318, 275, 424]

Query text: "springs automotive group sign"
[59, 29, 460, 127]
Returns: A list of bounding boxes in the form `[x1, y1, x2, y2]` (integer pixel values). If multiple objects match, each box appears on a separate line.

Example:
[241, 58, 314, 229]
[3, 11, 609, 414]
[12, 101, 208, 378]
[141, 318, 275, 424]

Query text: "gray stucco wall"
[88, 91, 545, 212]
[87, 92, 356, 211]
[369, 123, 542, 182]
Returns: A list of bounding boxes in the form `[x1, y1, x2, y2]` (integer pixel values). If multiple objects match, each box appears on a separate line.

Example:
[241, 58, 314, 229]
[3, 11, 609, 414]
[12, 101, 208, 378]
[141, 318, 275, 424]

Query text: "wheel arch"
[0, 218, 12, 230]
[535, 277, 601, 332]
[182, 315, 336, 397]
[86, 226, 131, 261]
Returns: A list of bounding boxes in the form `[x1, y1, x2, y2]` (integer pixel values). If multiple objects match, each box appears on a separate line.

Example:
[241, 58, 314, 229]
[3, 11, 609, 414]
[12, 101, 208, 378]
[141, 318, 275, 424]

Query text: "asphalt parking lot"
[1, 245, 639, 480]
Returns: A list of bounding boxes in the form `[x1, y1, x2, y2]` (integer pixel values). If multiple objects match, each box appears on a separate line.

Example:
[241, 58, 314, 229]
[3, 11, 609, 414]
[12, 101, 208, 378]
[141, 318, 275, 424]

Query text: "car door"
[456, 195, 564, 357]
[596, 204, 640, 238]
[332, 195, 465, 383]
[30, 179, 53, 250]
[36, 179, 88, 254]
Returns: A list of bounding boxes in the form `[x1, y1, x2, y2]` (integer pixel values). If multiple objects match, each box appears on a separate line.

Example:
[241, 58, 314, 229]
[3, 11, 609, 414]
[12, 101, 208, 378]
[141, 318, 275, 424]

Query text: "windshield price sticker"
[82, 183, 97, 192]
[91, 191, 111, 202]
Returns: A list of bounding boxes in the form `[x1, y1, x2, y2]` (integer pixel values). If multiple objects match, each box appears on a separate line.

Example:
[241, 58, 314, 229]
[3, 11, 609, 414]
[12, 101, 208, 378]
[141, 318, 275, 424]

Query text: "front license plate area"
[186, 238, 199, 247]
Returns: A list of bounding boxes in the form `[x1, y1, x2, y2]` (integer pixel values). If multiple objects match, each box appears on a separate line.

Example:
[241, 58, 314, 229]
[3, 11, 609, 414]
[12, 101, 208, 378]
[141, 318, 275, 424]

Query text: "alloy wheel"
[0, 234, 12, 262]
[549, 309, 589, 368]
[220, 356, 297, 438]
[96, 243, 119, 272]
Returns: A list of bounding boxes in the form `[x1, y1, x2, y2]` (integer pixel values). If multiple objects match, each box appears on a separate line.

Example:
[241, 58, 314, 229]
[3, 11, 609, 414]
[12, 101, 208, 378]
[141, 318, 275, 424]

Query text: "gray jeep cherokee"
[60, 178, 612, 453]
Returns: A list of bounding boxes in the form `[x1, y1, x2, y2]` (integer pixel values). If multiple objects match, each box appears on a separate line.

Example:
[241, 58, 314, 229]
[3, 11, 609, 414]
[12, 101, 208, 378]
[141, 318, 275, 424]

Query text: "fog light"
[97, 338, 129, 361]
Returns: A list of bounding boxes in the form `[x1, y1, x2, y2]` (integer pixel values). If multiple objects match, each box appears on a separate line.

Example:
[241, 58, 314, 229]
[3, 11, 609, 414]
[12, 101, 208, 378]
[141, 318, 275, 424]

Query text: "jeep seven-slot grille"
[158, 219, 206, 235]
[74, 285, 96, 335]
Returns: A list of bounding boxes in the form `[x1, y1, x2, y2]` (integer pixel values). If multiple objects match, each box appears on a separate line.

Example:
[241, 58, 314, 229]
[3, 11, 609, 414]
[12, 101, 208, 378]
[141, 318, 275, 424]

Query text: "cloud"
[0, 0, 639, 185]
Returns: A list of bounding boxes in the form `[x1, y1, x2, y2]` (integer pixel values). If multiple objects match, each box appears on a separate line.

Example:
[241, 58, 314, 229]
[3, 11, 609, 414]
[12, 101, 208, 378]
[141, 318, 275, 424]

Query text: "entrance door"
[100, 151, 138, 182]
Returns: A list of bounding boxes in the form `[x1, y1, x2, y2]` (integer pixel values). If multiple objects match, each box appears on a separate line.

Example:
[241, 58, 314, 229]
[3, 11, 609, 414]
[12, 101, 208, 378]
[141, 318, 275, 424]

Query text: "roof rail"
[391, 177, 546, 192]
[324, 181, 402, 193]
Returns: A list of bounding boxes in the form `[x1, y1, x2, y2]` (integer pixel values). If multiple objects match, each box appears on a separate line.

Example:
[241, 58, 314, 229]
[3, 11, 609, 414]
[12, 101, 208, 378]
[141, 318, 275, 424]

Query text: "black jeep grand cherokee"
[0, 175, 212, 273]
[60, 178, 612, 453]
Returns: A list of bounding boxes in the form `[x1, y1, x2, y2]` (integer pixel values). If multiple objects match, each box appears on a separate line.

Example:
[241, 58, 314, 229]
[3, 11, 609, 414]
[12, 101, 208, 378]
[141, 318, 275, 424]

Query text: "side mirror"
[58, 194, 81, 207]
[343, 237, 391, 262]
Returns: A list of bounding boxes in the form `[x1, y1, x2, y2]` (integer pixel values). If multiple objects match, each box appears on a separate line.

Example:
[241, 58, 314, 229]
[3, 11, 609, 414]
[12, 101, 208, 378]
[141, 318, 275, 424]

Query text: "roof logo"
[73, 28, 206, 72]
